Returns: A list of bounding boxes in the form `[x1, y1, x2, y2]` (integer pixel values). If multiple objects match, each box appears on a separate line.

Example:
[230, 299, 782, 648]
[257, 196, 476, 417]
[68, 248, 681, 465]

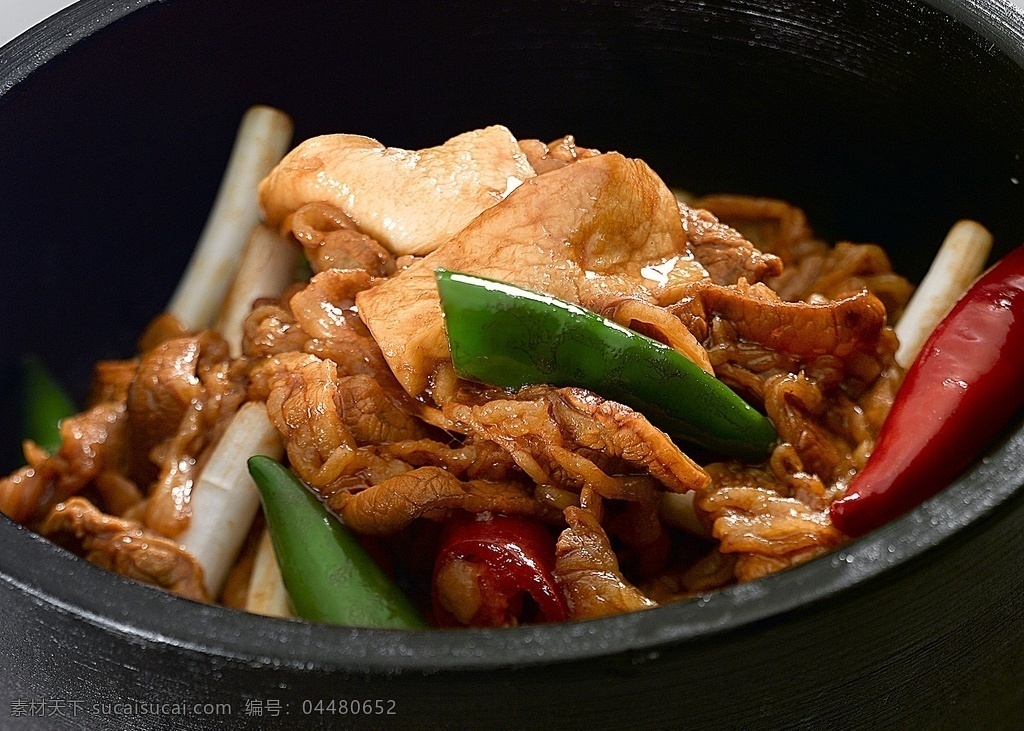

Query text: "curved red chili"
[831, 244, 1024, 537]
[432, 515, 567, 627]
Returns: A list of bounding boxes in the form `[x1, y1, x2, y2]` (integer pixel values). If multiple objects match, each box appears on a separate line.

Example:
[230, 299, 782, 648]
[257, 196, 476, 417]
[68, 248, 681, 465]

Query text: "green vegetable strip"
[22, 356, 76, 455]
[246, 455, 426, 628]
[435, 269, 777, 462]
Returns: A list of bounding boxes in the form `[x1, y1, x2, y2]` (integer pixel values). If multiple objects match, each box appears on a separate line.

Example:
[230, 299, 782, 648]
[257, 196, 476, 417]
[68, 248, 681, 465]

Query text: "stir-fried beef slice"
[694, 194, 913, 317]
[673, 280, 888, 363]
[335, 374, 428, 446]
[288, 202, 397, 276]
[0, 402, 128, 524]
[357, 152, 701, 397]
[517, 135, 600, 174]
[287, 268, 377, 343]
[584, 292, 713, 373]
[136, 311, 192, 353]
[554, 505, 657, 619]
[242, 300, 310, 361]
[287, 269, 407, 383]
[668, 281, 896, 417]
[733, 546, 835, 583]
[382, 437, 522, 482]
[694, 462, 845, 583]
[259, 125, 536, 257]
[257, 352, 425, 494]
[676, 201, 783, 288]
[444, 386, 709, 496]
[692, 194, 819, 266]
[763, 373, 873, 486]
[40, 497, 209, 602]
[327, 467, 550, 536]
[136, 332, 249, 537]
[89, 358, 139, 405]
[667, 280, 896, 492]
[771, 241, 914, 321]
[541, 387, 709, 493]
[260, 352, 359, 486]
[244, 269, 444, 429]
[124, 336, 205, 486]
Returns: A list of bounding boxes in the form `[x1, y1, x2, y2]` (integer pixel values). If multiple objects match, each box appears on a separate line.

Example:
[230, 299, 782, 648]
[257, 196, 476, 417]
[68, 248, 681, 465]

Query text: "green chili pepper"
[246, 455, 426, 628]
[435, 269, 777, 462]
[22, 356, 76, 455]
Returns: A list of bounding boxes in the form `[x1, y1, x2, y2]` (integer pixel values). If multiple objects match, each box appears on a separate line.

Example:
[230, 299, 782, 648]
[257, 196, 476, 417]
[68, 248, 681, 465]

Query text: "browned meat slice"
[124, 336, 205, 486]
[357, 152, 703, 397]
[326, 467, 549, 536]
[89, 358, 138, 405]
[242, 300, 310, 360]
[136, 311, 192, 353]
[693, 462, 845, 584]
[671, 280, 888, 363]
[40, 497, 209, 602]
[554, 505, 656, 619]
[259, 125, 536, 256]
[444, 386, 709, 496]
[676, 201, 783, 288]
[763, 373, 864, 485]
[517, 135, 600, 174]
[770, 241, 914, 321]
[0, 401, 128, 524]
[288, 202, 397, 276]
[584, 293, 713, 373]
[258, 352, 427, 493]
[692, 194, 818, 265]
[132, 332, 249, 537]
[382, 437, 521, 482]
[245, 268, 421, 414]
[694, 194, 913, 317]
[335, 374, 428, 446]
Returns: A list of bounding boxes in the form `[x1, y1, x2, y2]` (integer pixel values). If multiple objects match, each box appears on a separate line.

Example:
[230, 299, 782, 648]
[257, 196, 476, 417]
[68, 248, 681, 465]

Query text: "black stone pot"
[1, 1, 1023, 729]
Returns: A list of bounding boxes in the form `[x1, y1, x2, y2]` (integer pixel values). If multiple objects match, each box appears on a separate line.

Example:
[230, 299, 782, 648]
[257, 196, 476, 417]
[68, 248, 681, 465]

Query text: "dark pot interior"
[1, 1, 1023, 729]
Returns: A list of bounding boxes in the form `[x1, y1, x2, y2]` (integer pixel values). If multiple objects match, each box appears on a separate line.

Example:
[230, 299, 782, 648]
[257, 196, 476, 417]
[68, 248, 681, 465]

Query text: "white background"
[1, 0, 76, 47]
[2, 0, 1024, 48]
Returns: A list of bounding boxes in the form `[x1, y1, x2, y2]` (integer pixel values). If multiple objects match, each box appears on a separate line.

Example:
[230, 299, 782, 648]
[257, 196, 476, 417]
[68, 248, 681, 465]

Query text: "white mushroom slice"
[258, 125, 536, 257]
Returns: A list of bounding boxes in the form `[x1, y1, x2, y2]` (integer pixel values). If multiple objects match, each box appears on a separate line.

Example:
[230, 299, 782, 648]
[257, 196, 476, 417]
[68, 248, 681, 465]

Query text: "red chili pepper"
[432, 515, 568, 627]
[831, 244, 1024, 537]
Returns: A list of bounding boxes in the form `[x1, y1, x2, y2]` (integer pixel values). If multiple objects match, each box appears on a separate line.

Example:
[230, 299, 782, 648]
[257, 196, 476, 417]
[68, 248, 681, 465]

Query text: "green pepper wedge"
[435, 269, 777, 462]
[22, 356, 76, 455]
[246, 455, 426, 628]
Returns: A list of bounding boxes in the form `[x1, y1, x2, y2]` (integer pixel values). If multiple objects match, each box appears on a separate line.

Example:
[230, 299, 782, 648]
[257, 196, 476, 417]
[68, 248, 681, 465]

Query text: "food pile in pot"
[3, 107, 1021, 628]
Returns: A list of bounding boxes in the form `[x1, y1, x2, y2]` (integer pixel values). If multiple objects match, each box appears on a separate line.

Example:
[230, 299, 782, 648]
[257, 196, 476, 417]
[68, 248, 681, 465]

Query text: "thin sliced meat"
[327, 467, 549, 536]
[259, 125, 536, 256]
[445, 386, 709, 495]
[517, 135, 600, 174]
[584, 293, 713, 374]
[694, 194, 912, 317]
[670, 280, 888, 362]
[693, 462, 845, 583]
[383, 437, 521, 482]
[288, 202, 397, 276]
[0, 402, 127, 524]
[258, 352, 426, 494]
[124, 336, 205, 486]
[138, 332, 249, 537]
[692, 194, 817, 266]
[554, 505, 656, 619]
[41, 497, 209, 602]
[676, 201, 783, 288]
